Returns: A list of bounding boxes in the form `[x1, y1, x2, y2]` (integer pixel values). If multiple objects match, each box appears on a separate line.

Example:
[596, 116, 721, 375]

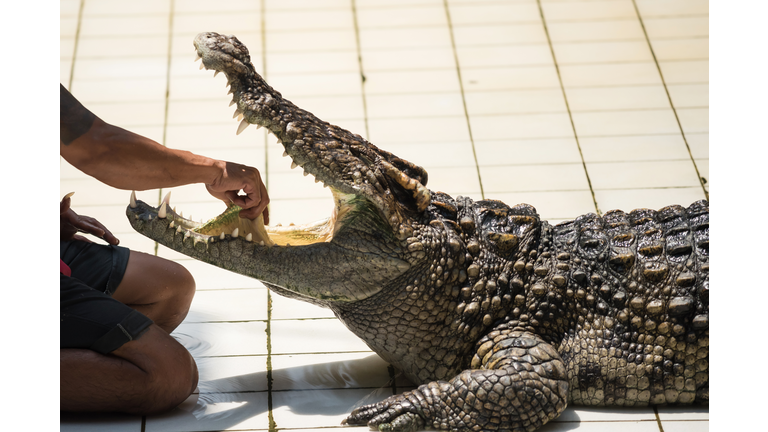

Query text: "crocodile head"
[128, 32, 437, 306]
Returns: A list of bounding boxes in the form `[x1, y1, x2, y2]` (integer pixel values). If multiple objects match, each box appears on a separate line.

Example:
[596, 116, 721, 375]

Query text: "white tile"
[271, 388, 391, 429]
[447, 2, 541, 25]
[651, 38, 709, 61]
[267, 29, 357, 52]
[84, 100, 167, 127]
[667, 83, 708, 108]
[474, 138, 582, 166]
[555, 406, 656, 422]
[266, 0, 351, 9]
[588, 160, 702, 189]
[70, 77, 167, 103]
[643, 16, 709, 39]
[481, 163, 591, 193]
[362, 47, 456, 71]
[79, 16, 169, 37]
[356, 5, 446, 28]
[469, 112, 574, 140]
[364, 69, 460, 94]
[286, 94, 366, 120]
[656, 405, 710, 420]
[166, 99, 238, 126]
[194, 355, 269, 394]
[174, 11, 262, 35]
[271, 352, 391, 391]
[359, 27, 451, 50]
[268, 72, 362, 97]
[60, 0, 80, 16]
[270, 319, 372, 354]
[461, 66, 561, 91]
[265, 9, 354, 32]
[452, 23, 547, 46]
[543, 420, 661, 431]
[553, 40, 653, 65]
[579, 134, 691, 162]
[270, 290, 337, 320]
[187, 289, 269, 322]
[60, 36, 75, 59]
[145, 392, 270, 431]
[560, 62, 663, 88]
[181, 259, 267, 290]
[635, 0, 709, 17]
[82, 0, 171, 15]
[366, 93, 465, 118]
[541, 0, 638, 22]
[465, 88, 567, 115]
[427, 166, 483, 198]
[165, 123, 268, 151]
[658, 60, 708, 84]
[676, 107, 708, 133]
[686, 133, 708, 159]
[565, 85, 670, 111]
[658, 421, 710, 432]
[73, 57, 168, 80]
[546, 19, 645, 43]
[593, 187, 707, 214]
[266, 51, 360, 75]
[173, 321, 268, 357]
[78, 35, 170, 58]
[382, 141, 476, 169]
[176, 0, 263, 13]
[60, 16, 79, 37]
[456, 44, 554, 68]
[571, 109, 680, 137]
[367, 116, 470, 144]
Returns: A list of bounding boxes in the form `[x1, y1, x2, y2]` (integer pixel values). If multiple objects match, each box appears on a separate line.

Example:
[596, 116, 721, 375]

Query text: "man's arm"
[59, 85, 269, 221]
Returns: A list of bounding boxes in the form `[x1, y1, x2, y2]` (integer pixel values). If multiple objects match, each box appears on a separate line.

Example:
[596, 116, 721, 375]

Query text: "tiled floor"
[60, 0, 709, 431]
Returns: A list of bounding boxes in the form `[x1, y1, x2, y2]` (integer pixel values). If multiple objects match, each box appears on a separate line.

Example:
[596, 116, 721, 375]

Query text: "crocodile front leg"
[343, 330, 568, 431]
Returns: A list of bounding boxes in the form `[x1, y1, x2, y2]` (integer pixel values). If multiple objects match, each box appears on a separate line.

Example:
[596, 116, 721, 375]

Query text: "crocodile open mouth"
[128, 187, 362, 249]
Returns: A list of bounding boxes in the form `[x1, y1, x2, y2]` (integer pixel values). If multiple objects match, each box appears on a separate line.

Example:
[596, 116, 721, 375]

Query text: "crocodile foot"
[343, 395, 427, 432]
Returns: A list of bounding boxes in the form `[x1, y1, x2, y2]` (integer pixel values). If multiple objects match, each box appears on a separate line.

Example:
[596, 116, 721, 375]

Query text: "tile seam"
[155, 0, 175, 257]
[536, 0, 600, 215]
[443, 0, 485, 199]
[66, 0, 84, 91]
[351, 0, 372, 139]
[630, 0, 709, 201]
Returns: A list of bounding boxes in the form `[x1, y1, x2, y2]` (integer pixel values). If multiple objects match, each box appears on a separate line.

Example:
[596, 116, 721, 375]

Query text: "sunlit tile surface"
[60, 0, 709, 430]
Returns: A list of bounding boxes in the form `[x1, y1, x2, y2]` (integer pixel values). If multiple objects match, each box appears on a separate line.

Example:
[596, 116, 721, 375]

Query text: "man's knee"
[114, 326, 199, 415]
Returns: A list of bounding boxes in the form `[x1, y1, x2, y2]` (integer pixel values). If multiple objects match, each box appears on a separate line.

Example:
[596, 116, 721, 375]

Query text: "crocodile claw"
[343, 398, 426, 432]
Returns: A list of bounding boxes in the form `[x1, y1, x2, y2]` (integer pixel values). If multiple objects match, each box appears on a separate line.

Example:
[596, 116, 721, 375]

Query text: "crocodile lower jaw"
[128, 189, 357, 248]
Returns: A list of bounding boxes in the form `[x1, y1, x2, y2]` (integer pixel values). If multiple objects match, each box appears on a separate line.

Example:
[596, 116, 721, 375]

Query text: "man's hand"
[60, 193, 120, 245]
[206, 161, 270, 224]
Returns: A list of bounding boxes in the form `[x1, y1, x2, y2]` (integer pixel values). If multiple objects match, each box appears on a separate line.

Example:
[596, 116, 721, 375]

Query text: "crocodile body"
[128, 32, 708, 432]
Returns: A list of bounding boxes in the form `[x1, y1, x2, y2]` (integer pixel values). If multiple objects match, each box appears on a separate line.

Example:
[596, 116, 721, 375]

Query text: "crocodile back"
[548, 199, 708, 406]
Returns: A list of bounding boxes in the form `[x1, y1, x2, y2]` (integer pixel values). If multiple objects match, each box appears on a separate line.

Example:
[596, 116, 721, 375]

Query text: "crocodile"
[127, 32, 709, 432]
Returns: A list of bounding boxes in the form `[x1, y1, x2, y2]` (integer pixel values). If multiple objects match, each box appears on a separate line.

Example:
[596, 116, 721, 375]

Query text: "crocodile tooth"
[199, 62, 205, 70]
[158, 202, 167, 219]
[129, 191, 137, 208]
[256, 124, 262, 130]
[169, 221, 175, 229]
[229, 99, 236, 107]
[162, 191, 171, 206]
[233, 108, 243, 119]
[220, 232, 226, 240]
[259, 241, 265, 246]
[195, 52, 201, 61]
[277, 139, 282, 144]
[214, 71, 220, 77]
[303, 170, 309, 177]
[291, 161, 299, 169]
[232, 228, 239, 238]
[227, 87, 234, 95]
[237, 113, 244, 122]
[283, 151, 289, 157]
[236, 119, 249, 135]
[177, 226, 183, 233]
[315, 178, 321, 183]
[246, 233, 253, 242]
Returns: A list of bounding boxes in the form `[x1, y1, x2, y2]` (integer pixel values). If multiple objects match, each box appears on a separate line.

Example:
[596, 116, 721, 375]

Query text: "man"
[59, 84, 268, 415]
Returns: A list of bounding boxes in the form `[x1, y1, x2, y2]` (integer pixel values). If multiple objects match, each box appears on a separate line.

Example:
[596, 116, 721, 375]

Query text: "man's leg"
[111, 250, 196, 333]
[60, 325, 199, 415]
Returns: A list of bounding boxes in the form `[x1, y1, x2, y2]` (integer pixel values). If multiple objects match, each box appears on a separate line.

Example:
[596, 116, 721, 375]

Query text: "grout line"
[653, 406, 666, 432]
[631, 0, 709, 202]
[155, 0, 176, 257]
[259, 4, 278, 432]
[536, 0, 600, 215]
[66, 0, 85, 91]
[350, 0, 371, 140]
[443, 0, 485, 199]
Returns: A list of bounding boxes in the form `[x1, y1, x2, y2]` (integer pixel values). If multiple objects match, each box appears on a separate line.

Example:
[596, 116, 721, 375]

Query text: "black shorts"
[60, 240, 153, 354]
